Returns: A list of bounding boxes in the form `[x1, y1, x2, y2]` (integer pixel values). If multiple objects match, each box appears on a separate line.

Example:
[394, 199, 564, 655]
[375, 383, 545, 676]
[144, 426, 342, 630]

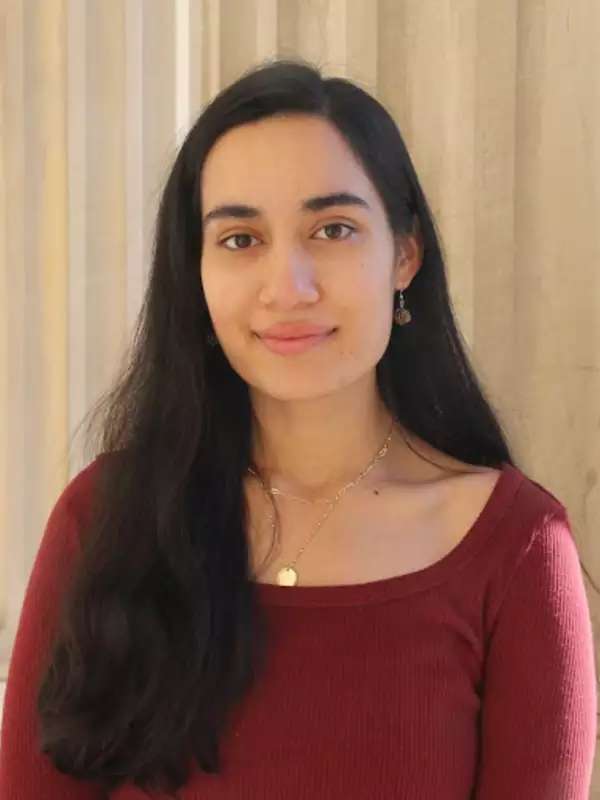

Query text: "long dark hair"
[36, 56, 597, 796]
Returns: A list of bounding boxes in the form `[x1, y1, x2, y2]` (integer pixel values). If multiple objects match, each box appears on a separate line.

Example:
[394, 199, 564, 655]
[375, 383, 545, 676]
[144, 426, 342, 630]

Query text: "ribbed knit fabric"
[0, 458, 597, 799]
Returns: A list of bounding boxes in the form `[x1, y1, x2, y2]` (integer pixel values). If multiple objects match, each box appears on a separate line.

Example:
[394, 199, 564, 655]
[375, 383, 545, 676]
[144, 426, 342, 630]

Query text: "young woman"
[1, 57, 596, 799]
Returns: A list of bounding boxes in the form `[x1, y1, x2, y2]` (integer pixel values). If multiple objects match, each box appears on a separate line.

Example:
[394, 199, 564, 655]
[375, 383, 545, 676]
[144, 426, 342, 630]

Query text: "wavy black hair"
[36, 56, 598, 796]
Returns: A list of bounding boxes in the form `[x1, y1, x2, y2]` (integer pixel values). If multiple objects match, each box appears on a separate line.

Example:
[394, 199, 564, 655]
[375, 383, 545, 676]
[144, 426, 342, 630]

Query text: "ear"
[393, 215, 423, 292]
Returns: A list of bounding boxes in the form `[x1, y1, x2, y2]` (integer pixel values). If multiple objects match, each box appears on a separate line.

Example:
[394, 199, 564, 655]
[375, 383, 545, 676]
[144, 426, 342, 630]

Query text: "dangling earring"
[394, 289, 412, 325]
[206, 331, 217, 347]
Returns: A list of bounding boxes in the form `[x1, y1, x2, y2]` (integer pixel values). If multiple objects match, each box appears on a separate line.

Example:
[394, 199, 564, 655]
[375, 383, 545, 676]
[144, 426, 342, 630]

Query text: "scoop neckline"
[250, 461, 525, 607]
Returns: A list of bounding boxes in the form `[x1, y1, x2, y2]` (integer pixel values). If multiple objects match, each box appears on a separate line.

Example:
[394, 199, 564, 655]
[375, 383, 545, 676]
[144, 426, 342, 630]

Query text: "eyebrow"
[202, 191, 371, 229]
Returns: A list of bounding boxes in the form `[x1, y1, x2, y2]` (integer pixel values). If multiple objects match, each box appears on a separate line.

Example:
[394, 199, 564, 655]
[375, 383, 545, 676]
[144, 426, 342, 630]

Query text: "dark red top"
[0, 458, 597, 798]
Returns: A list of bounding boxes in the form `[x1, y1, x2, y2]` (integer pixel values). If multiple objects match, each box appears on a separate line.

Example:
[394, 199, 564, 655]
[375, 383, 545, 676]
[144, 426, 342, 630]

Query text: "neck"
[248, 380, 404, 500]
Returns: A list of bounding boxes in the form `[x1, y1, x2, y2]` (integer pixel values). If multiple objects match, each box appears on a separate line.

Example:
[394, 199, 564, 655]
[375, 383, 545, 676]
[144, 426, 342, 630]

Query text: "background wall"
[1, 0, 599, 791]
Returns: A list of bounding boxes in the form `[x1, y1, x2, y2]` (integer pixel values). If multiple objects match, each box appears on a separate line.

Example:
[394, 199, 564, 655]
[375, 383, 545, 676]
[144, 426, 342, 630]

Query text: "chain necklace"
[246, 417, 395, 586]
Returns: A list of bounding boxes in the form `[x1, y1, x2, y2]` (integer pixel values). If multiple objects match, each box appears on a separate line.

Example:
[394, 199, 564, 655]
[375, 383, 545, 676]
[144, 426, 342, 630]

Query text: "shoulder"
[57, 451, 118, 518]
[396, 435, 507, 520]
[409, 438, 574, 561]
[21, 457, 110, 615]
[480, 463, 582, 624]
[402, 431, 567, 521]
[43, 453, 116, 559]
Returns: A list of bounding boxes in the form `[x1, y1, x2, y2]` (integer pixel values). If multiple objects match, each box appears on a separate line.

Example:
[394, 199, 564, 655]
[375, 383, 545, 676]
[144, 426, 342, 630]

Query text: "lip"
[257, 330, 335, 355]
[256, 322, 335, 339]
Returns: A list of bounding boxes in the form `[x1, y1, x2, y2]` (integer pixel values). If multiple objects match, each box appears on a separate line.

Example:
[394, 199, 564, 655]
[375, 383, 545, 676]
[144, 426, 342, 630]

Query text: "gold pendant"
[394, 308, 411, 325]
[277, 566, 298, 586]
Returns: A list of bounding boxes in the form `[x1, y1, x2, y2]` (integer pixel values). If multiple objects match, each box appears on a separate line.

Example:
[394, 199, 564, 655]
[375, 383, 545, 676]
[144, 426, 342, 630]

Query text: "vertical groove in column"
[141, 2, 176, 288]
[206, 0, 222, 100]
[188, 0, 207, 111]
[125, 0, 145, 337]
[276, 0, 300, 58]
[472, 1, 518, 410]
[83, 3, 127, 439]
[324, 0, 348, 75]
[256, 0, 278, 61]
[220, 0, 258, 88]
[0, 16, 7, 629]
[175, 0, 191, 148]
[513, 0, 550, 463]
[0, 8, 9, 638]
[345, 0, 379, 94]
[66, 0, 87, 478]
[29, 0, 69, 559]
[297, 1, 328, 69]
[0, 0, 27, 677]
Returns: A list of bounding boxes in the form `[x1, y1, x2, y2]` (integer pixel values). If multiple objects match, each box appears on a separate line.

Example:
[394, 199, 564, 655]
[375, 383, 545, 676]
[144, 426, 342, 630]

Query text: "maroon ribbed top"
[1, 458, 597, 799]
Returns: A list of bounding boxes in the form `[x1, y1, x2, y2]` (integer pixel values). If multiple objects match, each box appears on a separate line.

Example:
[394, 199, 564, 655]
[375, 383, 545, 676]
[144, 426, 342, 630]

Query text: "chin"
[248, 367, 374, 404]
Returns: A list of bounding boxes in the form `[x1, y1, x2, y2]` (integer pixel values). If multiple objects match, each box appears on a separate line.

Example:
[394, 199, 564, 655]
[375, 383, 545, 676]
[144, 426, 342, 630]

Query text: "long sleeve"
[474, 509, 598, 799]
[0, 482, 106, 799]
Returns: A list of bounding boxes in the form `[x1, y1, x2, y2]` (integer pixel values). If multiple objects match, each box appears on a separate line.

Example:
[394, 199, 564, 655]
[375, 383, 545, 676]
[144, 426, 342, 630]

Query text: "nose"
[258, 245, 320, 308]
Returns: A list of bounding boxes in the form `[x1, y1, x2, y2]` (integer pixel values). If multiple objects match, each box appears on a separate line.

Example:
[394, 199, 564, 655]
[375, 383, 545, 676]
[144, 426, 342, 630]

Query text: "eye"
[218, 232, 260, 251]
[313, 222, 356, 241]
[217, 222, 356, 251]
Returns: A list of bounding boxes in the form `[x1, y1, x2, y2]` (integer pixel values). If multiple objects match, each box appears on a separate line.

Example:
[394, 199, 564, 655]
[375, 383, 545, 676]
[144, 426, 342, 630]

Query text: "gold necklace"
[246, 417, 395, 586]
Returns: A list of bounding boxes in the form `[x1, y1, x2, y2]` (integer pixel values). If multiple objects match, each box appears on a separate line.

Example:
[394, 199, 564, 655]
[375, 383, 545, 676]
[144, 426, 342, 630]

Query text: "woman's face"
[200, 113, 413, 401]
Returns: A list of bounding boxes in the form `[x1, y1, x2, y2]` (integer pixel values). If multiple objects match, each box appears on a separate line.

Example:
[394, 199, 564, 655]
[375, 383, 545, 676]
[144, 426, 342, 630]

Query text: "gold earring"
[394, 289, 412, 325]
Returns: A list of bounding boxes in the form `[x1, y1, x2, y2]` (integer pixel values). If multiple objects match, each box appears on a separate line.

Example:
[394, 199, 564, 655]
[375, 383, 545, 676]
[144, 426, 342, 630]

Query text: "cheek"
[345, 276, 392, 327]
[201, 268, 238, 326]
[346, 290, 395, 359]
[332, 302, 391, 363]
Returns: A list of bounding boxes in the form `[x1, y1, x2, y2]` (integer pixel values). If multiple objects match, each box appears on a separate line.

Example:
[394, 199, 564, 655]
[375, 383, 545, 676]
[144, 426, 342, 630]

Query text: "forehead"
[200, 114, 381, 215]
